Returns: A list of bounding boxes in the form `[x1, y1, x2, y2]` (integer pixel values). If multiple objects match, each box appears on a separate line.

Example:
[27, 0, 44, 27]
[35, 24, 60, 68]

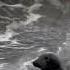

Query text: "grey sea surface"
[0, 0, 70, 70]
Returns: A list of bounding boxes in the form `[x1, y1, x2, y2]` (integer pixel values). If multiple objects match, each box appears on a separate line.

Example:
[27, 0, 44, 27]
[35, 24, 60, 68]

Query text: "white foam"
[0, 63, 8, 70]
[22, 13, 42, 25]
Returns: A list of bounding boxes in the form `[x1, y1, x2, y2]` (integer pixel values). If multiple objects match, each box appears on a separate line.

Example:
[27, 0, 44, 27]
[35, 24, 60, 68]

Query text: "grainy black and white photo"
[0, 0, 70, 70]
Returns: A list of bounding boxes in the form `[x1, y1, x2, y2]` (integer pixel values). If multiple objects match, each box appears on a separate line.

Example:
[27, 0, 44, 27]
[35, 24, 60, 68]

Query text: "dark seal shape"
[32, 53, 63, 70]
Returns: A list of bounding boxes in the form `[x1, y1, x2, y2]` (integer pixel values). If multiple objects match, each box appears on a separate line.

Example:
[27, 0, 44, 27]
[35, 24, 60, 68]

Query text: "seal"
[32, 53, 64, 70]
